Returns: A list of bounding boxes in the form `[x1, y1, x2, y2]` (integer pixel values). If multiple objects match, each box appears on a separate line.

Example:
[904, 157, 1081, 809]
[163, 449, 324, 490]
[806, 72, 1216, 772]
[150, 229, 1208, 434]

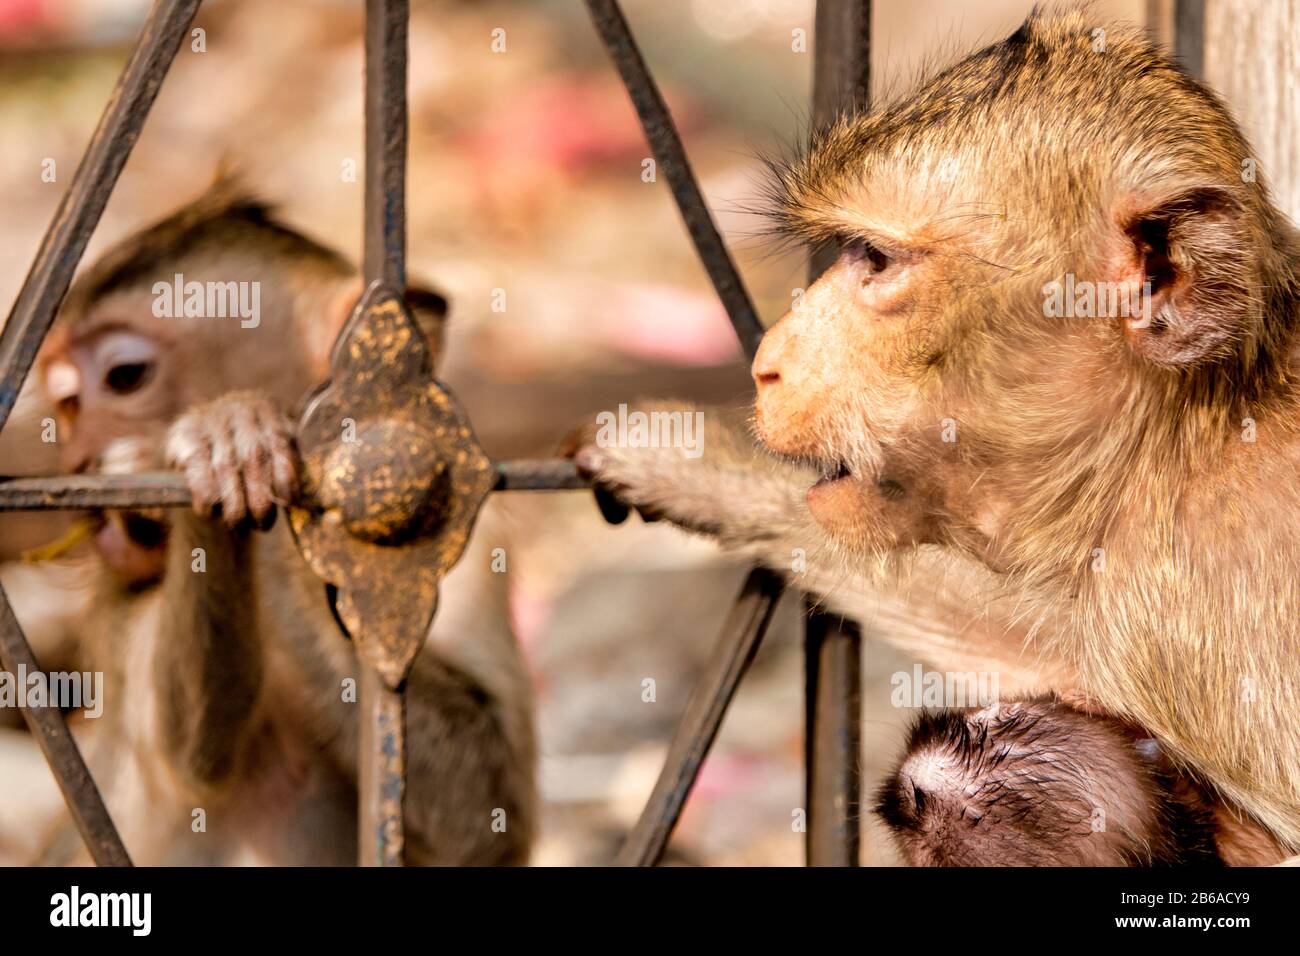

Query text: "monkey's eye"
[104, 361, 154, 395]
[88, 330, 159, 397]
[843, 239, 896, 278]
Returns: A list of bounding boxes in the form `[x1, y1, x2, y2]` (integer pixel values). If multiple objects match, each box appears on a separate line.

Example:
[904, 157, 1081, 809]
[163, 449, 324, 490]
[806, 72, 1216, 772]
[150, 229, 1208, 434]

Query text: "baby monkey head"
[876, 696, 1223, 867]
[37, 180, 448, 587]
[756, 10, 1291, 545]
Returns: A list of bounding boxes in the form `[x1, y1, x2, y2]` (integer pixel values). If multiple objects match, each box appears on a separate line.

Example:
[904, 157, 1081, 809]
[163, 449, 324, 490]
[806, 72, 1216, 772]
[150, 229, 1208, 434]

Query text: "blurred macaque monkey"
[575, 13, 1300, 862]
[30, 184, 534, 865]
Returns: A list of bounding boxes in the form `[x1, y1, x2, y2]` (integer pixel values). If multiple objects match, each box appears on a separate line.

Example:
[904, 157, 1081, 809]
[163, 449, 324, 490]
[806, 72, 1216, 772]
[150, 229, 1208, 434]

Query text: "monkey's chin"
[94, 511, 169, 588]
[806, 469, 874, 540]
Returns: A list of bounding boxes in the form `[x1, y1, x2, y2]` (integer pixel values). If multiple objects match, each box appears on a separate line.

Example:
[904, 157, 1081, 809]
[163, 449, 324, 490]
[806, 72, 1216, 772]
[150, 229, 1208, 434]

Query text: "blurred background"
[0, 0, 1208, 866]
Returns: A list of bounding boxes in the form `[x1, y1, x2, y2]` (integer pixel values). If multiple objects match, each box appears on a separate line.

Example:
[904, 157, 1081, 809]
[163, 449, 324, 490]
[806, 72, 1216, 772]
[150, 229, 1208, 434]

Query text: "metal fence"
[0, 0, 871, 867]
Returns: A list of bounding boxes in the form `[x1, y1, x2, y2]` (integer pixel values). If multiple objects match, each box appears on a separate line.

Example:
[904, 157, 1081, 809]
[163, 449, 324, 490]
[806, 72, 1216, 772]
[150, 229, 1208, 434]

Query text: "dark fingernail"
[594, 486, 630, 525]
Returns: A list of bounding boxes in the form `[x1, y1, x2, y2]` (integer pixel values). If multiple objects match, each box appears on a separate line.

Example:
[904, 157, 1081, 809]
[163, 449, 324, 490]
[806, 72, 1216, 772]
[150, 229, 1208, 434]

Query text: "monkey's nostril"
[755, 370, 781, 387]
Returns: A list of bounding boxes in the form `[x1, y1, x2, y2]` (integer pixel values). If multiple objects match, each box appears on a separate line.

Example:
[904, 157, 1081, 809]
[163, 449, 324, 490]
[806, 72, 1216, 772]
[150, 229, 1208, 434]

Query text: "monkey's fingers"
[226, 399, 272, 524]
[239, 444, 276, 526]
[166, 415, 248, 524]
[252, 402, 299, 504]
[209, 427, 250, 526]
[570, 446, 627, 524]
[572, 446, 664, 526]
[167, 427, 222, 518]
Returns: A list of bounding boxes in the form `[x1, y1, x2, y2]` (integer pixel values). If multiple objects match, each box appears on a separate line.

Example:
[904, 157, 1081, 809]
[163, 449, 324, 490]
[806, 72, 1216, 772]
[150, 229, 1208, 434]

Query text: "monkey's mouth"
[813, 461, 853, 489]
[92, 510, 170, 587]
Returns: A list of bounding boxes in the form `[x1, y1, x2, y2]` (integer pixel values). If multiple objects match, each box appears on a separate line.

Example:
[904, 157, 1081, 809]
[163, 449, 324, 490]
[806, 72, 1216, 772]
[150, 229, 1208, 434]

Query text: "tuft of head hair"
[763, 7, 1264, 249]
[61, 172, 350, 320]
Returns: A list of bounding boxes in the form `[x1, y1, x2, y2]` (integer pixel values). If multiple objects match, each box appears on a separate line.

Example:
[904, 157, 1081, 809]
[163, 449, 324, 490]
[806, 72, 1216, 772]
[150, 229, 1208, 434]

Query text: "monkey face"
[752, 233, 999, 544]
[753, 15, 1277, 553]
[753, 240, 927, 464]
[40, 299, 183, 585]
[42, 318, 178, 467]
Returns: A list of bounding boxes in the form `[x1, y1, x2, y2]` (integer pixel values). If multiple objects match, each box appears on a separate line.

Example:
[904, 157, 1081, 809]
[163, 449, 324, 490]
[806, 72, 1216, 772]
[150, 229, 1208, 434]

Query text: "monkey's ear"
[405, 285, 449, 367]
[1114, 187, 1259, 367]
[311, 281, 449, 380]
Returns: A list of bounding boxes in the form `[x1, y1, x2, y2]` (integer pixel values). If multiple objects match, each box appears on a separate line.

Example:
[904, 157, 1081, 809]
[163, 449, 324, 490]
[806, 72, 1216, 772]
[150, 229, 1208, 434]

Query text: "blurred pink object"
[597, 284, 742, 366]
[693, 753, 763, 800]
[462, 77, 700, 175]
[0, 0, 47, 34]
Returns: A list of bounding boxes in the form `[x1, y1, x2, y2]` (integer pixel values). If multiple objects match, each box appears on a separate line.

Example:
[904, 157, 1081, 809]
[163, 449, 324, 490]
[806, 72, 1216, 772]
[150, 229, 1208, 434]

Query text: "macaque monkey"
[574, 12, 1300, 862]
[28, 183, 534, 865]
[878, 695, 1286, 866]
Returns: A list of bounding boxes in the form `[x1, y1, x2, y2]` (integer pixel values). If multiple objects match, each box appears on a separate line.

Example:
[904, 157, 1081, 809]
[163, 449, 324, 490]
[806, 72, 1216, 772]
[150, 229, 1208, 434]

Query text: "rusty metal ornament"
[289, 283, 494, 689]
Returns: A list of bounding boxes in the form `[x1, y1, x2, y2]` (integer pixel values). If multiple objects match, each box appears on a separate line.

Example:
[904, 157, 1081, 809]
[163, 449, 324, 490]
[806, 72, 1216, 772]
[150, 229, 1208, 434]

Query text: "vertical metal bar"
[808, 0, 872, 281]
[358, 0, 409, 867]
[616, 567, 784, 866]
[803, 611, 861, 866]
[1173, 0, 1205, 80]
[585, 0, 765, 359]
[803, 0, 870, 868]
[364, 0, 408, 291]
[359, 666, 405, 866]
[0, 0, 202, 432]
[0, 585, 131, 866]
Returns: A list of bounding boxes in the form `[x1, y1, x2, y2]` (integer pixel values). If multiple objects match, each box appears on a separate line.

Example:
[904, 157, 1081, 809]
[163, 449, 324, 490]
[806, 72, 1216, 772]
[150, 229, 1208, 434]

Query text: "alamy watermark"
[1042, 274, 1152, 328]
[50, 886, 150, 936]
[594, 403, 705, 459]
[1, 665, 102, 718]
[891, 664, 1000, 708]
[152, 273, 261, 328]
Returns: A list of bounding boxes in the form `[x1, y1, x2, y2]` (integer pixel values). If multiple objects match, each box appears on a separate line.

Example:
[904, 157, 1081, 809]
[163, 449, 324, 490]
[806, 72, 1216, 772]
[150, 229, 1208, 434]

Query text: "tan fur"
[32, 183, 535, 865]
[579, 10, 1300, 856]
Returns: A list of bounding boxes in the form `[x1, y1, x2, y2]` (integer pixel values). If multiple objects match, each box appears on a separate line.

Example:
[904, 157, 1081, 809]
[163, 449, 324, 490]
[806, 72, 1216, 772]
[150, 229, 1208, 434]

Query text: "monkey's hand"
[165, 391, 299, 528]
[565, 400, 824, 563]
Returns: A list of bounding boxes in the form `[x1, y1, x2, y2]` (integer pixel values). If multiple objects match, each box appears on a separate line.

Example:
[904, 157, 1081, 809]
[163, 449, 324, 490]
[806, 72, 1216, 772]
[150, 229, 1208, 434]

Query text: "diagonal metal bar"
[0, 0, 202, 433]
[357, 0, 411, 868]
[802, 0, 871, 869]
[0, 585, 131, 865]
[585, 0, 765, 360]
[615, 567, 783, 866]
[588, 0, 797, 866]
[0, 0, 199, 870]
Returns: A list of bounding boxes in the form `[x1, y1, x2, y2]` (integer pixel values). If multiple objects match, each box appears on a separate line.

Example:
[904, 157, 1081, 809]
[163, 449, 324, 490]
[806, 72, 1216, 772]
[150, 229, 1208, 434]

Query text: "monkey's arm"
[151, 513, 264, 791]
[571, 401, 1070, 692]
[571, 400, 832, 569]
[150, 392, 295, 795]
